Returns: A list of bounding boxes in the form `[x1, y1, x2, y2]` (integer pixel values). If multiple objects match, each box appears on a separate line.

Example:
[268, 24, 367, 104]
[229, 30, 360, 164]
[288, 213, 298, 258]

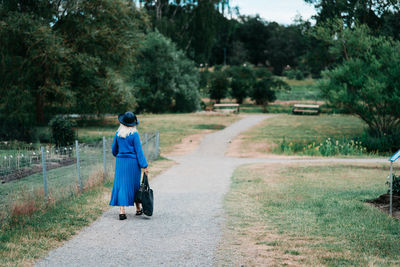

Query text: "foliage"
[0, 0, 147, 142]
[387, 174, 400, 196]
[209, 68, 229, 103]
[359, 129, 400, 153]
[319, 25, 400, 142]
[142, 0, 228, 64]
[49, 116, 76, 147]
[251, 69, 289, 112]
[278, 137, 367, 156]
[305, 0, 400, 38]
[227, 66, 255, 104]
[283, 69, 305, 80]
[132, 31, 200, 113]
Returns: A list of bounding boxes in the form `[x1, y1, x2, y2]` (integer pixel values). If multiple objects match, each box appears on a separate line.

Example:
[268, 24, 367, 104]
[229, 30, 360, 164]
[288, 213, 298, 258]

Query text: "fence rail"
[0, 132, 160, 223]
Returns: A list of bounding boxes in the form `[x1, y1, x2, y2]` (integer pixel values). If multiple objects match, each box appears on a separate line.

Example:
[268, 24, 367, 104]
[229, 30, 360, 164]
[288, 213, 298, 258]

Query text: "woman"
[109, 112, 149, 220]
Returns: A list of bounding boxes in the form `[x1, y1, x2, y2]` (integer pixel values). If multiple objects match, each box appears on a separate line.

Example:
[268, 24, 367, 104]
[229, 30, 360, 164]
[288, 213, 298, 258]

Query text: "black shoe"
[119, 214, 127, 220]
[136, 209, 143, 216]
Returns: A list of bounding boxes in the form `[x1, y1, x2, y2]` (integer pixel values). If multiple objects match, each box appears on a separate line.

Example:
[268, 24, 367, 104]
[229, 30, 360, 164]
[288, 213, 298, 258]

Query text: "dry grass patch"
[217, 162, 400, 266]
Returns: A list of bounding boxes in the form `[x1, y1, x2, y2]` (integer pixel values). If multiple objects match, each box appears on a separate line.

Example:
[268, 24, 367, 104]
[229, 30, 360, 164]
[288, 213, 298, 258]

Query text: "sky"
[229, 0, 317, 25]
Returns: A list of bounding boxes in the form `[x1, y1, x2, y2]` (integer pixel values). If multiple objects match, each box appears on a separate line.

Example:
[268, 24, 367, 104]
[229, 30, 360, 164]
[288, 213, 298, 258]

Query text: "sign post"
[388, 150, 400, 216]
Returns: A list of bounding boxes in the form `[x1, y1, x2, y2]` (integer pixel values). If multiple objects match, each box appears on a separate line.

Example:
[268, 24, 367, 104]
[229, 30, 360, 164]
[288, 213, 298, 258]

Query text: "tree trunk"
[35, 92, 45, 124]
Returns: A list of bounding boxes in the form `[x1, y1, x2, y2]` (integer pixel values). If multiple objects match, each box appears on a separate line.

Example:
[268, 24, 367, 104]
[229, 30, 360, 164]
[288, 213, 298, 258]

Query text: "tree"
[251, 69, 289, 112]
[132, 31, 200, 113]
[305, 0, 400, 39]
[0, 1, 71, 132]
[228, 65, 255, 104]
[209, 68, 229, 103]
[55, 0, 147, 115]
[319, 25, 400, 139]
[142, 0, 231, 64]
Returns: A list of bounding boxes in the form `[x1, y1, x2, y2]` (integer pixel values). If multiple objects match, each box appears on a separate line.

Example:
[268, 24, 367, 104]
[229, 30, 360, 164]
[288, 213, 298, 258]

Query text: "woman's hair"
[117, 124, 137, 138]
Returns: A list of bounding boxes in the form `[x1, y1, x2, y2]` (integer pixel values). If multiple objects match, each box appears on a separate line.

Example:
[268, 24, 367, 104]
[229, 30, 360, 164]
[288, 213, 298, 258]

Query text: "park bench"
[213, 103, 240, 113]
[292, 104, 320, 115]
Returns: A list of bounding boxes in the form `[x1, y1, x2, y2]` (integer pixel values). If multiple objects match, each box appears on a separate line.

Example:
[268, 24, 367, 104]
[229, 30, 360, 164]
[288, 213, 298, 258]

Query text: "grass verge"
[229, 114, 371, 157]
[217, 162, 400, 266]
[0, 157, 174, 266]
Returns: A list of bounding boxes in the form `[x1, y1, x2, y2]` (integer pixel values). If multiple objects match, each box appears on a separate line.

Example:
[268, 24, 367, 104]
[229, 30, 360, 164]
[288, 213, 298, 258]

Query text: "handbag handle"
[142, 173, 150, 188]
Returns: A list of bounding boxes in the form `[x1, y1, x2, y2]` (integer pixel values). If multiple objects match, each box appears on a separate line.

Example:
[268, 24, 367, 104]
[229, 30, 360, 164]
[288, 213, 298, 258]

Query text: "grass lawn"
[217, 162, 400, 266]
[229, 114, 369, 157]
[76, 113, 241, 154]
[276, 78, 322, 101]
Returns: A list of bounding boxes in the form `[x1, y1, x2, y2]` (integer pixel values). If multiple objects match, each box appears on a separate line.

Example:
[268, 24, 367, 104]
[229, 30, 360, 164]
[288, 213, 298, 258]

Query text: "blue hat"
[118, 112, 139, 126]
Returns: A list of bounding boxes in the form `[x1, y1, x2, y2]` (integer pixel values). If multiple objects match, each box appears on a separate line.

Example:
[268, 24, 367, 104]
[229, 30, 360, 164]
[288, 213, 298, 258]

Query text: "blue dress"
[109, 131, 148, 206]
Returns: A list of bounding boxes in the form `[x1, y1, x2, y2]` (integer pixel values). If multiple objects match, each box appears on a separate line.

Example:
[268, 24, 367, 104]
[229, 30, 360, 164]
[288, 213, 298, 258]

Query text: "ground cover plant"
[229, 114, 368, 157]
[217, 162, 400, 266]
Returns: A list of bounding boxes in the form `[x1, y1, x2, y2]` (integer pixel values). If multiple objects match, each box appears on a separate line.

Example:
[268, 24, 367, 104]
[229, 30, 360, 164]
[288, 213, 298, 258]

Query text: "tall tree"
[319, 25, 400, 139]
[305, 0, 400, 38]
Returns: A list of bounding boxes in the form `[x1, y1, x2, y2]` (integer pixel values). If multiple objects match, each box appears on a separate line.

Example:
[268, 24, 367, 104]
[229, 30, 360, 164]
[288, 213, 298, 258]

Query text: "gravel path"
[36, 115, 387, 267]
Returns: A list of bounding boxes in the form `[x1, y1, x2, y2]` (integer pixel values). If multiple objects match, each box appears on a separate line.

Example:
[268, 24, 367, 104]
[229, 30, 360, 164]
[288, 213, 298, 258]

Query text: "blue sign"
[389, 149, 400, 162]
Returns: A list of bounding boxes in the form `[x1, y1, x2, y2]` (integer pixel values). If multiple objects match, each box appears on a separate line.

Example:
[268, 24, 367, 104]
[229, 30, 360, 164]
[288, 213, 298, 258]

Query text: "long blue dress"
[109, 131, 148, 206]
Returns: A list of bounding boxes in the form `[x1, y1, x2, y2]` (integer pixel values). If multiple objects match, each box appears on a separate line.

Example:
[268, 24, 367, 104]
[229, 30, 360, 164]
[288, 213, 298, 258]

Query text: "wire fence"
[0, 132, 160, 224]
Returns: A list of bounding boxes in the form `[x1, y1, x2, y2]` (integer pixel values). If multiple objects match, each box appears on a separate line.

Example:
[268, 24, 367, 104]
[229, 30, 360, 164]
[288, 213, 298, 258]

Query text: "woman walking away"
[110, 112, 149, 220]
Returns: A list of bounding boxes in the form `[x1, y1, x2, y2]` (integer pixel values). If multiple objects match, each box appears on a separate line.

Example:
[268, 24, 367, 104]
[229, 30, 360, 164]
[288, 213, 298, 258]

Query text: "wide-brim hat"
[118, 112, 139, 126]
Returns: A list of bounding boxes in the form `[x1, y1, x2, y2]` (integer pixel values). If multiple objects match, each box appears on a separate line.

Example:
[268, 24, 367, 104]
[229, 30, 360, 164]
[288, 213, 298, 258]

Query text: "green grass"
[220, 163, 400, 265]
[236, 114, 369, 156]
[277, 78, 322, 101]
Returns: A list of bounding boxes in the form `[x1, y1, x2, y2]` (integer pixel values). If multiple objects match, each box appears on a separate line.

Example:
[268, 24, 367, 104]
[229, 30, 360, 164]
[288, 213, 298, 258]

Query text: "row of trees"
[204, 66, 289, 111]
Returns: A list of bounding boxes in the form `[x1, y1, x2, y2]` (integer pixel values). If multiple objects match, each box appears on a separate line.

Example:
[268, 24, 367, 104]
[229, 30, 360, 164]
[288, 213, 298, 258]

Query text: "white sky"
[229, 0, 317, 24]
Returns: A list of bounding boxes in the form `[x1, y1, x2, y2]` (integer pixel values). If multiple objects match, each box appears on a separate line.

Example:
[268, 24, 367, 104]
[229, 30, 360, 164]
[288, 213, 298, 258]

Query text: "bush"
[283, 69, 305, 80]
[228, 66, 255, 104]
[49, 116, 76, 147]
[387, 174, 400, 196]
[359, 130, 400, 153]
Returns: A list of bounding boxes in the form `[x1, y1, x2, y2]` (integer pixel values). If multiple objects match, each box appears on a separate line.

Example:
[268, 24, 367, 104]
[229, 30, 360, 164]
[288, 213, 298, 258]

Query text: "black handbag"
[135, 173, 153, 216]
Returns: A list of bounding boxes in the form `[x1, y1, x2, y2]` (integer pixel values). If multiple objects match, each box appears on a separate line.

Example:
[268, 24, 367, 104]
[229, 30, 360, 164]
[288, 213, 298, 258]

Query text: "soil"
[0, 158, 76, 184]
[368, 194, 400, 219]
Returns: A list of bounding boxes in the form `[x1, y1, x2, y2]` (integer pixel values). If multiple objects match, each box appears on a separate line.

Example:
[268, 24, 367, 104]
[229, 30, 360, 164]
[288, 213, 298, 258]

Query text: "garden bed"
[368, 194, 400, 219]
[0, 158, 76, 184]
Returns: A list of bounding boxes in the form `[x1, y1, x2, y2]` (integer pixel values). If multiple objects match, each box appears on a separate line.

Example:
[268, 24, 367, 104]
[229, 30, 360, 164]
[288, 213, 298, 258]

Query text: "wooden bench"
[292, 104, 320, 115]
[213, 103, 240, 113]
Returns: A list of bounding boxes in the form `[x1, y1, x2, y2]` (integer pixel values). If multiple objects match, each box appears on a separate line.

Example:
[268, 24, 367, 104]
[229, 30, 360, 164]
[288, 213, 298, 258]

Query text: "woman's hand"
[144, 168, 149, 175]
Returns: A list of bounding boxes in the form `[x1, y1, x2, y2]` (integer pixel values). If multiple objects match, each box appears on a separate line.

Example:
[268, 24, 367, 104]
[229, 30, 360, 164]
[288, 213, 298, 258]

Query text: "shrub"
[209, 69, 229, 103]
[284, 69, 305, 80]
[387, 174, 400, 196]
[228, 66, 255, 104]
[49, 116, 76, 147]
[359, 129, 400, 153]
